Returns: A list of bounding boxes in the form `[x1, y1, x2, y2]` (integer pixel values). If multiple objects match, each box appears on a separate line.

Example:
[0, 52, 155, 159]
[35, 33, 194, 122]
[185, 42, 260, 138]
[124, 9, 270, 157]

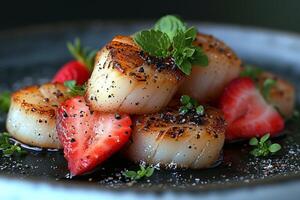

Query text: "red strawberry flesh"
[220, 77, 284, 140]
[56, 96, 132, 175]
[52, 61, 90, 85]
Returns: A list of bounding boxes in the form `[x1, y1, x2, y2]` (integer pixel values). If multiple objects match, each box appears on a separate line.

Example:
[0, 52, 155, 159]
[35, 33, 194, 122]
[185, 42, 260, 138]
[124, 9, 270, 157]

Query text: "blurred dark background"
[0, 0, 299, 32]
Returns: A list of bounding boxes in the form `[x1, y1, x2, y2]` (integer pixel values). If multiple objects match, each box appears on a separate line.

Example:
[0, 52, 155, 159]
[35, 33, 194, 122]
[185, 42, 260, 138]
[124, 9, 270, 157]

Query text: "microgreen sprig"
[0, 91, 10, 113]
[240, 65, 277, 102]
[134, 15, 208, 75]
[240, 65, 263, 80]
[123, 165, 155, 180]
[64, 80, 86, 96]
[179, 95, 204, 115]
[249, 133, 281, 157]
[0, 132, 26, 157]
[67, 38, 97, 71]
[261, 78, 277, 102]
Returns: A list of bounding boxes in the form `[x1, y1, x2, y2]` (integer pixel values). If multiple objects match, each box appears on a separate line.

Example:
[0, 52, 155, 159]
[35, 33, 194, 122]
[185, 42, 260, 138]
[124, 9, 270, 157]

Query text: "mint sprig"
[0, 91, 10, 113]
[249, 133, 281, 157]
[133, 15, 208, 75]
[64, 80, 86, 96]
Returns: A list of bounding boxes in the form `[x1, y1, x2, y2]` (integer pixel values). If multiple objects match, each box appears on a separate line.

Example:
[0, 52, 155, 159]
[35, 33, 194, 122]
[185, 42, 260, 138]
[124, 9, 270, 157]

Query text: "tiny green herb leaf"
[0, 91, 10, 113]
[180, 95, 190, 105]
[268, 143, 281, 153]
[249, 133, 281, 157]
[196, 105, 205, 115]
[123, 165, 155, 180]
[0, 132, 26, 157]
[184, 27, 197, 43]
[249, 137, 259, 146]
[260, 133, 270, 144]
[240, 65, 263, 79]
[67, 38, 97, 71]
[64, 80, 86, 96]
[134, 15, 208, 75]
[262, 78, 276, 101]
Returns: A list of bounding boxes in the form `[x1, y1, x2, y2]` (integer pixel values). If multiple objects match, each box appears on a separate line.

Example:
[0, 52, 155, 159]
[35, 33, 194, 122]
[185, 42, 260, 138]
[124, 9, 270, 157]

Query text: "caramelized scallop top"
[102, 35, 184, 82]
[194, 33, 241, 66]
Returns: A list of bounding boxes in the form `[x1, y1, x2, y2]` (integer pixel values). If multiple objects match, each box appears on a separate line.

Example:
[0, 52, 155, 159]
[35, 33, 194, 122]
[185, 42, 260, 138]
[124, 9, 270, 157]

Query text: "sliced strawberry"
[56, 96, 132, 175]
[52, 61, 90, 85]
[52, 38, 96, 85]
[219, 77, 284, 141]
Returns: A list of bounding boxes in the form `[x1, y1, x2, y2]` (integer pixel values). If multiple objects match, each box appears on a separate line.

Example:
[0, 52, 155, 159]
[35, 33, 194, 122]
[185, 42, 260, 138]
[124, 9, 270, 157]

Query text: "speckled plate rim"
[0, 20, 300, 199]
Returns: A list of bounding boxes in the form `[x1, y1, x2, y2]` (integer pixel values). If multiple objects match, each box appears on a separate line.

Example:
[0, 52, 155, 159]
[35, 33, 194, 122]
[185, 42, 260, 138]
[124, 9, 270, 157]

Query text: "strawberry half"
[56, 96, 132, 176]
[52, 38, 96, 85]
[219, 77, 284, 141]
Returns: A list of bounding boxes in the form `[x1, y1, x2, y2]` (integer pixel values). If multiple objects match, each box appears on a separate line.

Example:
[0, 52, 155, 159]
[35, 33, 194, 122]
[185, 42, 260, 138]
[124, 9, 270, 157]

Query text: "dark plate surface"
[0, 21, 300, 199]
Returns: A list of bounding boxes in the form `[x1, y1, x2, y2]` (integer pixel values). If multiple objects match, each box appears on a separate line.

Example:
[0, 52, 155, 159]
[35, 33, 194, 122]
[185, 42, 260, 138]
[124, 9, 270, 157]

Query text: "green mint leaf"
[134, 15, 209, 75]
[172, 31, 207, 75]
[262, 78, 276, 101]
[64, 80, 86, 96]
[0, 91, 10, 113]
[134, 30, 171, 58]
[249, 137, 259, 146]
[180, 95, 190, 105]
[260, 133, 270, 144]
[154, 15, 187, 40]
[184, 27, 197, 43]
[177, 59, 192, 75]
[190, 47, 209, 66]
[173, 31, 186, 51]
[269, 143, 281, 153]
[183, 47, 195, 57]
[240, 65, 263, 79]
[67, 38, 96, 71]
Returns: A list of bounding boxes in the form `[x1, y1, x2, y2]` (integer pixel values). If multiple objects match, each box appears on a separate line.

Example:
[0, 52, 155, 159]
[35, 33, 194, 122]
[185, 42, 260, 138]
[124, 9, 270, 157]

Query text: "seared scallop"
[125, 106, 226, 169]
[178, 33, 242, 103]
[6, 83, 69, 149]
[86, 35, 184, 114]
[257, 71, 295, 118]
